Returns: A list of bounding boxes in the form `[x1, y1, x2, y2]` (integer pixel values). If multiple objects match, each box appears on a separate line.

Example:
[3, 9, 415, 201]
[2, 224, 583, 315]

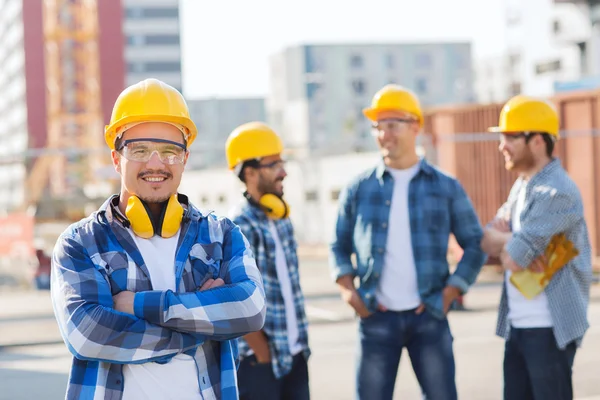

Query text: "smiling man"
[50, 78, 266, 400]
[329, 84, 487, 400]
[225, 122, 311, 400]
[481, 95, 592, 400]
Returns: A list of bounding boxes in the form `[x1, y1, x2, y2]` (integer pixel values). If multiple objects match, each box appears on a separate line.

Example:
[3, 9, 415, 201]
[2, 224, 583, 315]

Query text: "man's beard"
[505, 150, 535, 171]
[258, 176, 284, 198]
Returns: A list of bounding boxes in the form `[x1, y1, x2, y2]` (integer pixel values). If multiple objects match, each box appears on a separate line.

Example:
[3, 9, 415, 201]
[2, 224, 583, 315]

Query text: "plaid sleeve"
[506, 190, 581, 269]
[51, 233, 205, 364]
[329, 182, 357, 281]
[448, 179, 487, 293]
[133, 218, 266, 338]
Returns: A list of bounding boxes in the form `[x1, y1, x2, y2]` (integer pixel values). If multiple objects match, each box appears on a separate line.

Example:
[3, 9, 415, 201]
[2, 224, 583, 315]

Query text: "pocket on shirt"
[91, 251, 129, 294]
[189, 242, 224, 286]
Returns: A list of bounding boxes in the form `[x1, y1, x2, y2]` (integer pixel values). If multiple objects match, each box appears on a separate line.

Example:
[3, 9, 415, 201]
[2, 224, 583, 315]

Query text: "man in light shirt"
[51, 79, 266, 400]
[225, 122, 311, 400]
[330, 84, 487, 400]
[481, 95, 592, 400]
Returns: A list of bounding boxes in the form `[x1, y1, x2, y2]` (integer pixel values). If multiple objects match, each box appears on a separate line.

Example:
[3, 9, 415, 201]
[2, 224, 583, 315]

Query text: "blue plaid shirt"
[50, 195, 266, 400]
[494, 158, 593, 349]
[329, 158, 487, 318]
[230, 200, 310, 379]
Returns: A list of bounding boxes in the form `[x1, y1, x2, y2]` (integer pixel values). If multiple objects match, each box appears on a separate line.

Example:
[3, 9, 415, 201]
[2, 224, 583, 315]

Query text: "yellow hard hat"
[225, 122, 284, 170]
[363, 84, 423, 126]
[104, 78, 198, 150]
[488, 95, 559, 137]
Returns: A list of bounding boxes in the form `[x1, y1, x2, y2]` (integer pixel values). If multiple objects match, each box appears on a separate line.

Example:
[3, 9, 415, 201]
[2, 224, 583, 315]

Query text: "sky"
[180, 0, 507, 99]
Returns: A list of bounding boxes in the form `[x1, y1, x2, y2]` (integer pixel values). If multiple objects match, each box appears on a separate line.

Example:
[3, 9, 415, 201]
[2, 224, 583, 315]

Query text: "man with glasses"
[480, 95, 592, 400]
[329, 84, 487, 400]
[225, 122, 311, 400]
[50, 79, 266, 400]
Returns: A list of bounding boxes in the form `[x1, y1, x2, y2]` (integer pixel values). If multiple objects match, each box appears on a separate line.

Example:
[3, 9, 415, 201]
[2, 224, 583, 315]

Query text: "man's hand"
[500, 249, 524, 273]
[342, 288, 372, 318]
[113, 291, 135, 315]
[442, 286, 461, 314]
[200, 278, 225, 290]
[481, 226, 512, 257]
[336, 275, 372, 318]
[528, 255, 547, 273]
[490, 218, 510, 233]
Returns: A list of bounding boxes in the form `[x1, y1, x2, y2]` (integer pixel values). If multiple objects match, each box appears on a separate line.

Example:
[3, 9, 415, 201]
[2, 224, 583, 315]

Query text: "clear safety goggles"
[117, 138, 187, 165]
[371, 118, 418, 136]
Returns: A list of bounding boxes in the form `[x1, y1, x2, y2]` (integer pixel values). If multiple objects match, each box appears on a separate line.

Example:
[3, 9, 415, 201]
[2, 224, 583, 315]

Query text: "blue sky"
[180, 0, 507, 98]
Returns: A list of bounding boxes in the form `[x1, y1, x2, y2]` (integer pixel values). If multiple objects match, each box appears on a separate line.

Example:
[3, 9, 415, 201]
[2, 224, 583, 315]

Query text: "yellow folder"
[509, 233, 579, 300]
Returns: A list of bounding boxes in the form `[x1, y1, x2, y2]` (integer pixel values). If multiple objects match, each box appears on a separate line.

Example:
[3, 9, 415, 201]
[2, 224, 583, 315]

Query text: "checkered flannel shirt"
[494, 158, 593, 349]
[51, 195, 266, 400]
[230, 200, 311, 379]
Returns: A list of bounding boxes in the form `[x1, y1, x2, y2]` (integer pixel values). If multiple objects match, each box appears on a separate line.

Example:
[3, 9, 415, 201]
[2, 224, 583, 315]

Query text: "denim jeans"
[504, 327, 577, 400]
[356, 309, 457, 400]
[237, 353, 310, 400]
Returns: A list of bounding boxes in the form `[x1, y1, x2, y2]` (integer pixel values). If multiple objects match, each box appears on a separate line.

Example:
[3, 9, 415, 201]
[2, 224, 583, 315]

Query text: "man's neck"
[118, 192, 163, 222]
[245, 187, 263, 204]
[384, 153, 420, 170]
[521, 157, 552, 180]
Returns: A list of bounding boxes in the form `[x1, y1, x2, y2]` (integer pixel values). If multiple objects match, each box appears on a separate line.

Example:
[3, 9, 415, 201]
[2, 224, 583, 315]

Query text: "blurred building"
[186, 98, 265, 170]
[488, 0, 598, 97]
[0, 0, 125, 214]
[123, 0, 183, 92]
[267, 42, 474, 156]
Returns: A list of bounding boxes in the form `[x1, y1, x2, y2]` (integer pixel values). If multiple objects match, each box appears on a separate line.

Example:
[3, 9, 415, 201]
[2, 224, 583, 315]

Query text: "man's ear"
[111, 150, 121, 174]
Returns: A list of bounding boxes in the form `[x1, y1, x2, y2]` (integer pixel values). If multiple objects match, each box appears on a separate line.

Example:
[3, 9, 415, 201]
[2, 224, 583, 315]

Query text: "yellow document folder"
[509, 233, 579, 300]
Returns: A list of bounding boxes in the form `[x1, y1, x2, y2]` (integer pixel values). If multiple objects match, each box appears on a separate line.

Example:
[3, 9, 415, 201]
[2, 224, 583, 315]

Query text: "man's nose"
[145, 151, 165, 168]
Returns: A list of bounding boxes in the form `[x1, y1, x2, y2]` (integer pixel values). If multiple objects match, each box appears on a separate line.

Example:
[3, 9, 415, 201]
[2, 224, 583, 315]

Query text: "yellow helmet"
[488, 95, 559, 137]
[225, 122, 284, 170]
[363, 84, 423, 126]
[104, 78, 198, 150]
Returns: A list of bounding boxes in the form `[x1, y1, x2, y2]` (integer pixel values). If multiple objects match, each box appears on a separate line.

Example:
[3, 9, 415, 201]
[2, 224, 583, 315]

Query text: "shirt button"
[385, 200, 391, 206]
[378, 248, 384, 254]
[374, 272, 380, 278]
[365, 293, 372, 299]
[381, 222, 387, 229]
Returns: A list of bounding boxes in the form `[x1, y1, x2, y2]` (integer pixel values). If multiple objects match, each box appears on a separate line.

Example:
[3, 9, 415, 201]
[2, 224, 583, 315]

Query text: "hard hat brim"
[488, 126, 503, 133]
[105, 114, 198, 150]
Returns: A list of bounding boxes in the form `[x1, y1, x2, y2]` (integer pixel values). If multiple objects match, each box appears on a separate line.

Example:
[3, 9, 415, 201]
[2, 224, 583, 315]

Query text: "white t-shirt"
[376, 163, 422, 311]
[505, 182, 554, 328]
[122, 228, 207, 400]
[268, 221, 303, 355]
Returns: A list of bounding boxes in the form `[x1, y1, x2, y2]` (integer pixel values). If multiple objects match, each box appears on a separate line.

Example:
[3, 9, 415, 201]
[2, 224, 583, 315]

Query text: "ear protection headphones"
[244, 191, 290, 220]
[113, 194, 186, 239]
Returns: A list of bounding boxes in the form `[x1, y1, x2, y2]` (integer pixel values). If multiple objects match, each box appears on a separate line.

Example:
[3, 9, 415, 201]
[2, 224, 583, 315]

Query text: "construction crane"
[23, 0, 104, 221]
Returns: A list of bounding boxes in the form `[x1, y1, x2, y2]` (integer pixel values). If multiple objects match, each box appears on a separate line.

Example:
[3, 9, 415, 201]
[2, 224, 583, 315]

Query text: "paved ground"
[1, 261, 599, 399]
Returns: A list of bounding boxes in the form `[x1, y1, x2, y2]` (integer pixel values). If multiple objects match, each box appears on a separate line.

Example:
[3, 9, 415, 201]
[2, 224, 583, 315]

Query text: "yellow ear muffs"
[125, 194, 184, 239]
[258, 193, 290, 220]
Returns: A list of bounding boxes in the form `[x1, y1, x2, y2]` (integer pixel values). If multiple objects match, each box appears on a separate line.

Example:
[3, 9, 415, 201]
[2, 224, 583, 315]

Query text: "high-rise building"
[0, 0, 124, 214]
[122, 0, 182, 92]
[267, 42, 474, 156]
[186, 98, 266, 169]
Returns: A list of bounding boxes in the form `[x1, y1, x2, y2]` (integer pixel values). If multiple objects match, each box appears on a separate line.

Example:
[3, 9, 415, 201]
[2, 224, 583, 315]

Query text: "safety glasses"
[371, 118, 417, 136]
[117, 138, 187, 165]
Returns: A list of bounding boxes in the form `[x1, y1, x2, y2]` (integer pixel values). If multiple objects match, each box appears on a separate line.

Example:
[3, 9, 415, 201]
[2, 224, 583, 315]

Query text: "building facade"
[123, 0, 182, 92]
[267, 42, 474, 156]
[186, 97, 266, 170]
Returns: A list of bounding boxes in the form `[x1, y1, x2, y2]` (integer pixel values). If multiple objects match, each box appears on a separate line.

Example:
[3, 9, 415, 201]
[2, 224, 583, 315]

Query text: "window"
[145, 35, 180, 46]
[350, 54, 363, 68]
[385, 54, 394, 69]
[553, 20, 561, 34]
[125, 7, 179, 19]
[351, 79, 365, 95]
[415, 53, 432, 69]
[218, 195, 226, 204]
[145, 61, 181, 73]
[331, 190, 341, 201]
[415, 78, 428, 94]
[535, 60, 561, 75]
[305, 191, 318, 201]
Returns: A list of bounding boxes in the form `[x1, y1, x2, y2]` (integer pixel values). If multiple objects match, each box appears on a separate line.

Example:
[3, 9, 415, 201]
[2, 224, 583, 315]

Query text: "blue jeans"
[356, 309, 456, 400]
[504, 327, 577, 400]
[237, 353, 310, 400]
